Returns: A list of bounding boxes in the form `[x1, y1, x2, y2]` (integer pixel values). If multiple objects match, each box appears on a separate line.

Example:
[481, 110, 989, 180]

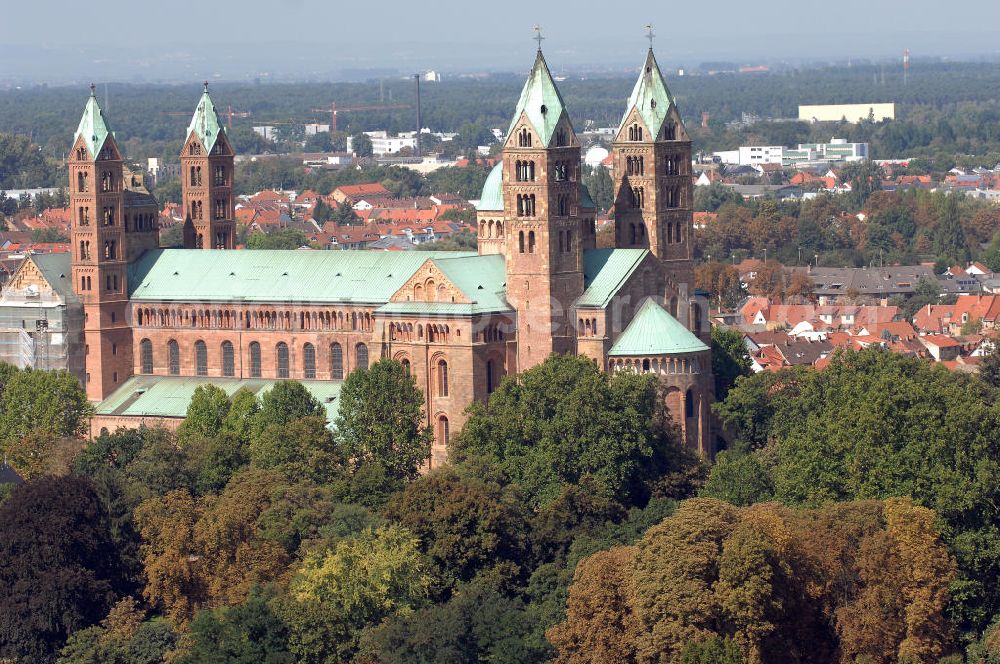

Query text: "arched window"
[518, 231, 525, 253]
[222, 341, 235, 377]
[486, 359, 495, 394]
[195, 340, 208, 376]
[303, 343, 316, 379]
[685, 389, 695, 419]
[664, 122, 677, 141]
[276, 342, 289, 378]
[140, 339, 153, 374]
[401, 358, 411, 375]
[249, 342, 261, 378]
[167, 340, 180, 375]
[438, 415, 450, 446]
[331, 343, 344, 378]
[77, 172, 86, 192]
[438, 360, 449, 397]
[528, 231, 536, 253]
[356, 343, 368, 370]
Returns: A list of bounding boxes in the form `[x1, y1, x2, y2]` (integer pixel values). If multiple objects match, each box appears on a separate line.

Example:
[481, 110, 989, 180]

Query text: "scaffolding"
[0, 289, 84, 380]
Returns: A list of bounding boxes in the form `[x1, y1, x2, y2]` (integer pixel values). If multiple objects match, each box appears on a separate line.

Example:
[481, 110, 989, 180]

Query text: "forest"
[6, 61, 1000, 189]
[1, 341, 1000, 663]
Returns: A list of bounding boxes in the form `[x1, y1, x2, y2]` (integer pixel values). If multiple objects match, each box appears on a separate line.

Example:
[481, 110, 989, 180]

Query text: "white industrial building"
[798, 103, 895, 123]
[714, 138, 867, 167]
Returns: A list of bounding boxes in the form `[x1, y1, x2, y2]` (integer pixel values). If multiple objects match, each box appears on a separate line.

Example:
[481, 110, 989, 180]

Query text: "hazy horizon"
[3, 0, 1000, 84]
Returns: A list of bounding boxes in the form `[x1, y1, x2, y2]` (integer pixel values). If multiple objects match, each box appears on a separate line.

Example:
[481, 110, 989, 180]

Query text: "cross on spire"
[89, 82, 96, 97]
[533, 25, 544, 52]
[645, 24, 655, 49]
[203, 80, 209, 93]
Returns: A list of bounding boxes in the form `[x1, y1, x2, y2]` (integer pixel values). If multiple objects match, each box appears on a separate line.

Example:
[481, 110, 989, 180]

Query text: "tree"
[747, 261, 786, 298]
[255, 380, 325, 432]
[222, 387, 259, 445]
[454, 354, 682, 508]
[546, 546, 641, 663]
[902, 275, 942, 319]
[979, 345, 1000, 388]
[679, 637, 745, 664]
[312, 198, 333, 223]
[581, 164, 614, 212]
[359, 579, 545, 664]
[31, 227, 70, 243]
[840, 160, 884, 209]
[383, 467, 531, 597]
[134, 471, 294, 627]
[694, 182, 745, 213]
[711, 326, 752, 401]
[700, 451, 775, 506]
[57, 597, 178, 664]
[176, 384, 231, 443]
[332, 200, 360, 225]
[351, 133, 373, 157]
[246, 228, 312, 250]
[714, 348, 1000, 635]
[0, 476, 128, 663]
[133, 489, 206, 626]
[0, 367, 92, 447]
[934, 193, 970, 264]
[176, 587, 292, 664]
[250, 416, 343, 484]
[334, 358, 432, 482]
[280, 525, 430, 662]
[551, 497, 957, 664]
[630, 498, 741, 660]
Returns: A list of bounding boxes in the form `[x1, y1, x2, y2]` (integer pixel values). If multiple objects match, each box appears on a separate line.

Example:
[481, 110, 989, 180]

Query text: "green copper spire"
[74, 84, 113, 159]
[186, 81, 224, 153]
[505, 50, 569, 147]
[619, 49, 677, 138]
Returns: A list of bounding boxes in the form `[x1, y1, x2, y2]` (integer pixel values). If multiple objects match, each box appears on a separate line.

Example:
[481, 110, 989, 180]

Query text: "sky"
[3, 0, 1000, 83]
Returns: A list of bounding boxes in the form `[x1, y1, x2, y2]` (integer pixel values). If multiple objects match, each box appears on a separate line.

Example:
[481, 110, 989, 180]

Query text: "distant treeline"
[5, 62, 1000, 188]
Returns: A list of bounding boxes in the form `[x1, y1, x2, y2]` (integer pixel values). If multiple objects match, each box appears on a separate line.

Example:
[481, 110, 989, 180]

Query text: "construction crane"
[160, 105, 251, 129]
[310, 102, 410, 132]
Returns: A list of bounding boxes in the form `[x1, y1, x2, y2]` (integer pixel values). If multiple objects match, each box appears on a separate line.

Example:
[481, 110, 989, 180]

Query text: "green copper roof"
[580, 183, 596, 210]
[187, 83, 224, 153]
[95, 375, 342, 425]
[432, 254, 510, 313]
[128, 249, 476, 304]
[609, 298, 708, 356]
[74, 88, 113, 158]
[506, 50, 569, 147]
[476, 163, 504, 211]
[619, 49, 677, 138]
[577, 248, 649, 308]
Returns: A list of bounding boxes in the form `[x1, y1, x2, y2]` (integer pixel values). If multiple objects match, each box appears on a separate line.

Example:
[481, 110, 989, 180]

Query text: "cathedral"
[73, 48, 714, 463]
